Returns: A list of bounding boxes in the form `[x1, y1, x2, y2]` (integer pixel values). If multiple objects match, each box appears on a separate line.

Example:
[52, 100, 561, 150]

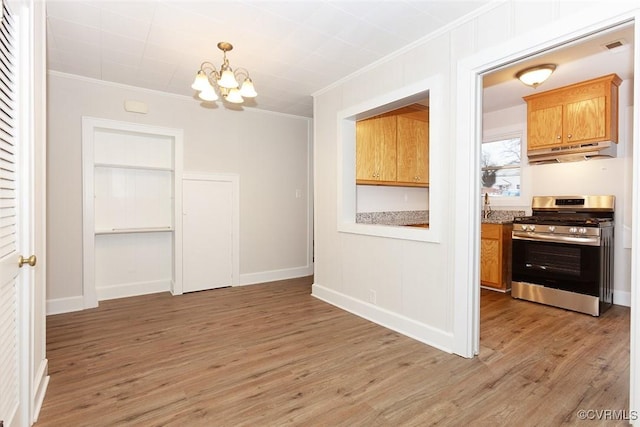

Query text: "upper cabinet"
[356, 104, 429, 187]
[356, 113, 397, 183]
[523, 73, 621, 154]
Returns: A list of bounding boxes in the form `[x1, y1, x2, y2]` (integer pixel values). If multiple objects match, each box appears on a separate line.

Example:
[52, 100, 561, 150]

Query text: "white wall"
[356, 185, 428, 213]
[312, 0, 638, 355]
[46, 72, 313, 310]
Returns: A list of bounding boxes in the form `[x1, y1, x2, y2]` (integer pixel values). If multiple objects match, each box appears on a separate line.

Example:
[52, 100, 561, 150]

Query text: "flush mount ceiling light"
[515, 64, 557, 88]
[191, 41, 257, 104]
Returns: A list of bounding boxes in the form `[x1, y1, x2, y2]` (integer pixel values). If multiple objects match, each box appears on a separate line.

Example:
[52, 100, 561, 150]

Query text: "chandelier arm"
[199, 61, 221, 81]
[199, 61, 217, 72]
[233, 68, 251, 81]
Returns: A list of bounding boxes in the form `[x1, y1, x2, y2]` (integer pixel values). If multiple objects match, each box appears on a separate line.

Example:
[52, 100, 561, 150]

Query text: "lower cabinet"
[480, 223, 513, 292]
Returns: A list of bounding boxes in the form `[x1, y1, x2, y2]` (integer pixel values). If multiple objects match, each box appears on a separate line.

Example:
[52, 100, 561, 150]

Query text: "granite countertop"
[481, 210, 525, 224]
[356, 209, 525, 226]
[356, 210, 428, 226]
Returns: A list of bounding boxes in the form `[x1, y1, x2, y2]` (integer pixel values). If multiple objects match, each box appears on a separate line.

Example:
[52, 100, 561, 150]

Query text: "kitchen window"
[481, 136, 521, 197]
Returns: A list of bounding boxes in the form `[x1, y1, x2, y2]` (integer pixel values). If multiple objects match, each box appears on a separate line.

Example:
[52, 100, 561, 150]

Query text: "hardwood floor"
[37, 277, 630, 426]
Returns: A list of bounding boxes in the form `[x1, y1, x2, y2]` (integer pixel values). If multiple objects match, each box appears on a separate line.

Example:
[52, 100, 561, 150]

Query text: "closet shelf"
[95, 226, 174, 235]
[95, 162, 173, 172]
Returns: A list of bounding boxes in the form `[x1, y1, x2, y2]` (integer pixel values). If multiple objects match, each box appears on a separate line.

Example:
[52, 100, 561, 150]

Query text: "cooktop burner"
[516, 195, 616, 228]
[513, 215, 613, 226]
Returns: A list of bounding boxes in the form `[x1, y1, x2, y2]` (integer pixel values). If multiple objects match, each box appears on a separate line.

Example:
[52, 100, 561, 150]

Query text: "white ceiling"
[483, 24, 635, 112]
[46, 2, 635, 118]
[46, 0, 494, 118]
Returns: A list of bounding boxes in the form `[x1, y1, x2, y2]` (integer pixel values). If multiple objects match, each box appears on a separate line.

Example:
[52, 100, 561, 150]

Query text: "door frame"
[179, 172, 240, 294]
[453, 3, 639, 419]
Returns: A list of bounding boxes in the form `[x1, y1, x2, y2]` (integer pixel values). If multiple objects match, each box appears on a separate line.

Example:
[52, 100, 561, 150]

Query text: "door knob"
[18, 254, 37, 268]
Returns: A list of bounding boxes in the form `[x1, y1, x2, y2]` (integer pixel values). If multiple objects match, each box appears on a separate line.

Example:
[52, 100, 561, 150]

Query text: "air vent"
[604, 39, 625, 51]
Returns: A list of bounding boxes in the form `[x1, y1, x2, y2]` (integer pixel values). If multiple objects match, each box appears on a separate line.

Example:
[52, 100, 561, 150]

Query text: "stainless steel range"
[511, 195, 614, 316]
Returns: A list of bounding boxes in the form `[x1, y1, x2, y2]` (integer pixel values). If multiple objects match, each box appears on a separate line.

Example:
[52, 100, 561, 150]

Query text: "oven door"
[512, 236, 602, 296]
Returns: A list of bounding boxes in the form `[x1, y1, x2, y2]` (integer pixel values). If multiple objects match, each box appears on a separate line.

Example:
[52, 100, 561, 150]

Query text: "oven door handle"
[512, 231, 600, 246]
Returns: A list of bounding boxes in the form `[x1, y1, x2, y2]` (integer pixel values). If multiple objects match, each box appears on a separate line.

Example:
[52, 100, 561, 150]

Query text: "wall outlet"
[369, 289, 377, 304]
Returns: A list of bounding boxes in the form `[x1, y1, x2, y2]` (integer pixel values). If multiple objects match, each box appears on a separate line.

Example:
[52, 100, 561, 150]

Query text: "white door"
[182, 179, 233, 293]
[0, 2, 36, 425]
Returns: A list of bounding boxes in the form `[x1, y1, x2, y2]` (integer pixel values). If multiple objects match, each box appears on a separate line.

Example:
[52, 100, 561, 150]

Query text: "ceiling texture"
[46, 1, 635, 118]
[45, 0, 494, 118]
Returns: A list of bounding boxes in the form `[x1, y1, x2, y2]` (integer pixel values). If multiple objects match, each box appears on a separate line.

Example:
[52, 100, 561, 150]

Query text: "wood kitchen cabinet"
[356, 113, 397, 182]
[356, 104, 428, 187]
[524, 73, 621, 153]
[396, 107, 429, 185]
[480, 223, 512, 292]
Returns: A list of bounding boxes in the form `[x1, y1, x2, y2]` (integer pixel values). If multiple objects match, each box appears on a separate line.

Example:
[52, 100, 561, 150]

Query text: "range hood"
[527, 141, 617, 164]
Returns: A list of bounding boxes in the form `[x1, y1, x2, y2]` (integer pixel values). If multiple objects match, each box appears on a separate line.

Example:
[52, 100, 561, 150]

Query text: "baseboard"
[31, 359, 49, 423]
[311, 283, 454, 354]
[46, 295, 85, 315]
[614, 290, 631, 307]
[238, 265, 314, 286]
[47, 269, 315, 315]
[97, 279, 171, 301]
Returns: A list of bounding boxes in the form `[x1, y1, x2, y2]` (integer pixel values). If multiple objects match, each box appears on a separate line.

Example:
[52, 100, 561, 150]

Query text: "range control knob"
[548, 226, 556, 233]
[521, 225, 528, 231]
[578, 227, 587, 234]
[527, 225, 536, 232]
[569, 227, 578, 234]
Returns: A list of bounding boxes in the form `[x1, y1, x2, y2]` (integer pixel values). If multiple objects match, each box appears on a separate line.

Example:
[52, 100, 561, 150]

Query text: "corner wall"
[46, 72, 313, 314]
[312, 1, 638, 355]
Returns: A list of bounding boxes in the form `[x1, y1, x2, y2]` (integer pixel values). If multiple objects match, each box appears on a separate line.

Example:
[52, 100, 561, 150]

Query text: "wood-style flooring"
[36, 277, 630, 426]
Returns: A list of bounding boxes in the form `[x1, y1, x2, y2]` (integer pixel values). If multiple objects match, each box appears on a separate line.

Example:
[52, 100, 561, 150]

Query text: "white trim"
[180, 172, 240, 293]
[306, 119, 315, 274]
[238, 265, 314, 287]
[615, 290, 632, 308]
[453, 60, 482, 358]
[336, 75, 443, 244]
[48, 70, 313, 120]
[31, 358, 49, 423]
[630, 14, 640, 424]
[46, 296, 85, 315]
[96, 279, 171, 301]
[82, 117, 184, 306]
[311, 283, 454, 353]
[454, 1, 639, 416]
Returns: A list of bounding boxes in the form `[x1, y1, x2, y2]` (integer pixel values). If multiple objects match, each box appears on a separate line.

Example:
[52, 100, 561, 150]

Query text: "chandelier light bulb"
[218, 69, 239, 89]
[239, 78, 257, 98]
[191, 70, 211, 91]
[198, 87, 219, 101]
[225, 88, 244, 104]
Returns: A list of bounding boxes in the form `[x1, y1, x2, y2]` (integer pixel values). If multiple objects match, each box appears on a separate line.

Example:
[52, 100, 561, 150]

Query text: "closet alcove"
[82, 117, 184, 308]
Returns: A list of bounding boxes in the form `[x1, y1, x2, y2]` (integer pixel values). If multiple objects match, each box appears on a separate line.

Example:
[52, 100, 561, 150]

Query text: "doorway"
[457, 15, 639, 418]
[478, 22, 634, 326]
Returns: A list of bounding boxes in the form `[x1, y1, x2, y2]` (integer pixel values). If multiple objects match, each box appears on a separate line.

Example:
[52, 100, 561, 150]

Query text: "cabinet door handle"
[567, 134, 572, 139]
[556, 135, 561, 140]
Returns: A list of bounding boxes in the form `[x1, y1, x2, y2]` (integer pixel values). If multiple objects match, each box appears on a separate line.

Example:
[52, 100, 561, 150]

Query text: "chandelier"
[191, 41, 257, 104]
